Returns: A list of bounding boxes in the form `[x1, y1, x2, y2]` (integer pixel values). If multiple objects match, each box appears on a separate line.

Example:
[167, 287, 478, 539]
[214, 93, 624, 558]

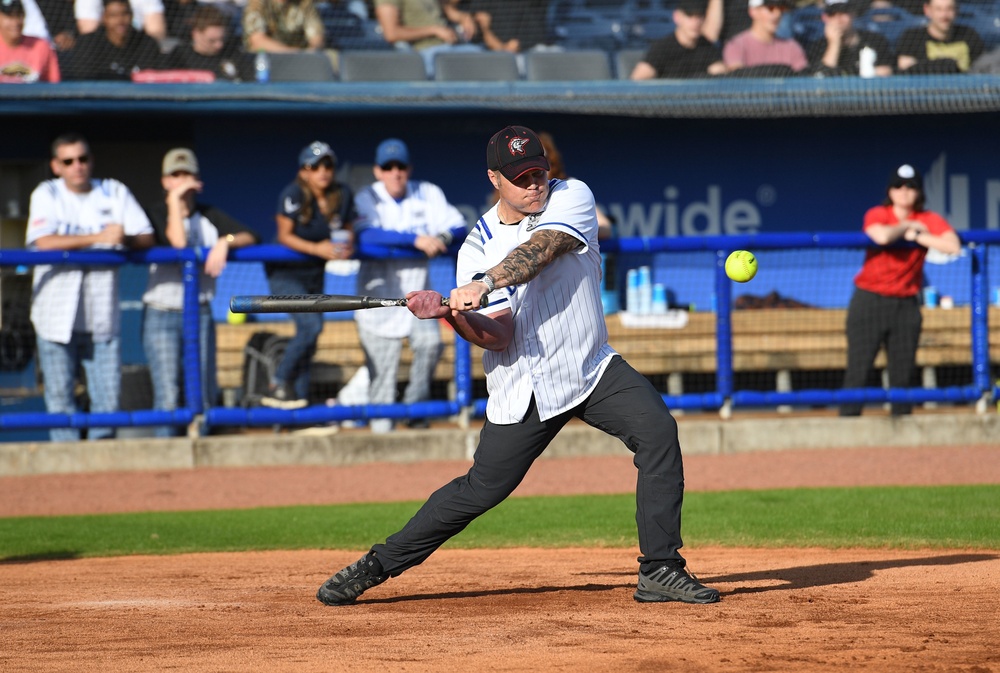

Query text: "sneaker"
[260, 383, 307, 410]
[634, 565, 720, 604]
[317, 553, 388, 606]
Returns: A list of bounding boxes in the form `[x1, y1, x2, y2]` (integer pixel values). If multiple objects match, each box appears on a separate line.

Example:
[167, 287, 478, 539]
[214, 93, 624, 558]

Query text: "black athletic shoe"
[634, 566, 720, 604]
[260, 384, 307, 410]
[316, 553, 389, 606]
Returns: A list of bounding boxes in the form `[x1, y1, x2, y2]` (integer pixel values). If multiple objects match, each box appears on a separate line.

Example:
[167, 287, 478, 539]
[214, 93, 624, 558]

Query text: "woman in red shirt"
[840, 164, 961, 416]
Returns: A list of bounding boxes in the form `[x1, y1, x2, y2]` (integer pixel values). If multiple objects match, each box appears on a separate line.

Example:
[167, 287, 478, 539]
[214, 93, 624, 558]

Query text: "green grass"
[1, 485, 997, 561]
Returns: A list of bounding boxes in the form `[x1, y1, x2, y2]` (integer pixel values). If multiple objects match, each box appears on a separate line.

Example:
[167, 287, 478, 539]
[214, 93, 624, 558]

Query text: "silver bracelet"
[472, 272, 495, 293]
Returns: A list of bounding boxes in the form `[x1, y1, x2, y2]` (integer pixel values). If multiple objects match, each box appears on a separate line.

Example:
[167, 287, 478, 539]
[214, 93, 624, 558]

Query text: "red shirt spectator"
[0, 0, 61, 82]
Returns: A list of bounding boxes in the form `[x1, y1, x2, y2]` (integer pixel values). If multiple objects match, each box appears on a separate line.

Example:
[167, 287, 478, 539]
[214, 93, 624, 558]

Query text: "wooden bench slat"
[214, 306, 1000, 390]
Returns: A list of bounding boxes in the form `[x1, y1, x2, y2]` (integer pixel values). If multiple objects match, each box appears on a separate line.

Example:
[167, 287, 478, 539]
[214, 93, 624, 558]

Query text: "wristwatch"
[225, 234, 236, 244]
[471, 272, 495, 293]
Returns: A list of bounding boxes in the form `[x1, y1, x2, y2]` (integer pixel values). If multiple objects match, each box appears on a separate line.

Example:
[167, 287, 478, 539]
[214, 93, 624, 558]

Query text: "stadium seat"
[623, 0, 675, 49]
[956, 5, 1000, 49]
[525, 50, 613, 81]
[615, 48, 646, 79]
[551, 16, 628, 51]
[434, 52, 519, 81]
[856, 6, 925, 47]
[338, 51, 427, 81]
[790, 5, 825, 47]
[268, 52, 336, 81]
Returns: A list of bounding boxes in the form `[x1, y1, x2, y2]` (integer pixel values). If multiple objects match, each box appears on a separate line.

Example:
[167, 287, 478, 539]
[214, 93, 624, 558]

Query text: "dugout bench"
[215, 306, 1000, 405]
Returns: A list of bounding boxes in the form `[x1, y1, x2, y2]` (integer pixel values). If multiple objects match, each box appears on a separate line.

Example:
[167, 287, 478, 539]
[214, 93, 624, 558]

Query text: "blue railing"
[1, 231, 998, 436]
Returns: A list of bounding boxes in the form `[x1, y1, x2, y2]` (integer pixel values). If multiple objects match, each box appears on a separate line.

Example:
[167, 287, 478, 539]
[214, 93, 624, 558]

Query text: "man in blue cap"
[352, 138, 468, 432]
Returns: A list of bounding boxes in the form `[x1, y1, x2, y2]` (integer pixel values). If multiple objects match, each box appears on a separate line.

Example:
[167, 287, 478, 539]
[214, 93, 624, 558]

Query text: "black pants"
[840, 288, 922, 416]
[371, 356, 686, 575]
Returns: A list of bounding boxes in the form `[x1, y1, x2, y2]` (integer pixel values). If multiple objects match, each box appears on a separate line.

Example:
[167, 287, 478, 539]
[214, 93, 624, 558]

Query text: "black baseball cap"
[823, 0, 862, 13]
[888, 164, 923, 191]
[487, 125, 550, 181]
[0, 0, 25, 15]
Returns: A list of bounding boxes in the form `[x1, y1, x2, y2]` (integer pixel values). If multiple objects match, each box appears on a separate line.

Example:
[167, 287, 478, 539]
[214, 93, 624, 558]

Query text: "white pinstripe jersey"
[26, 178, 152, 344]
[354, 179, 465, 339]
[458, 178, 617, 424]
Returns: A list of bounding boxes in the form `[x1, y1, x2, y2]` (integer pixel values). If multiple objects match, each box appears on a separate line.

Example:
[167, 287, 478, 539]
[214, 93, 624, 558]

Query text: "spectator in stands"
[375, 0, 481, 77]
[26, 133, 155, 442]
[840, 164, 960, 417]
[896, 0, 983, 73]
[471, 0, 554, 56]
[0, 0, 61, 82]
[35, 0, 77, 50]
[168, 4, 252, 80]
[630, 0, 726, 79]
[722, 0, 808, 74]
[262, 141, 357, 409]
[242, 0, 325, 53]
[353, 138, 467, 433]
[142, 148, 258, 437]
[808, 0, 894, 76]
[62, 0, 164, 80]
[76, 0, 166, 43]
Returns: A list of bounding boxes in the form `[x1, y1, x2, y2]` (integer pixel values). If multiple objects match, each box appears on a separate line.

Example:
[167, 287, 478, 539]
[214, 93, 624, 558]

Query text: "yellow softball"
[725, 250, 757, 283]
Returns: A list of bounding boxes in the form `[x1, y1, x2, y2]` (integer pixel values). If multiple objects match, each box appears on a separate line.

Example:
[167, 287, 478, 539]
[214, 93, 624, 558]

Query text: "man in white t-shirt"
[26, 133, 155, 441]
[353, 138, 467, 433]
[317, 125, 721, 607]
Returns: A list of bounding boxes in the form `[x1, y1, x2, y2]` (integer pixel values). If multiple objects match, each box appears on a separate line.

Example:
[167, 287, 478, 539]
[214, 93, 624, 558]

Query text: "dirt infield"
[2, 444, 999, 672]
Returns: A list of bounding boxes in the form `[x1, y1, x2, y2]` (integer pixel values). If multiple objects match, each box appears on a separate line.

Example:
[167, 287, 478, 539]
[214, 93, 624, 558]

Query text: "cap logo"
[508, 136, 530, 157]
[897, 164, 916, 179]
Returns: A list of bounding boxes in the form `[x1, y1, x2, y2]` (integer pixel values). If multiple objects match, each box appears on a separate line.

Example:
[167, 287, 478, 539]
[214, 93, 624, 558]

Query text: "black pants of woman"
[840, 287, 922, 416]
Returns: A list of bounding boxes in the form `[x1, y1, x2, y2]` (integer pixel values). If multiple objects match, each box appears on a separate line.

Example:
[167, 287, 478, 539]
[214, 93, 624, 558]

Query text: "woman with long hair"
[261, 141, 357, 409]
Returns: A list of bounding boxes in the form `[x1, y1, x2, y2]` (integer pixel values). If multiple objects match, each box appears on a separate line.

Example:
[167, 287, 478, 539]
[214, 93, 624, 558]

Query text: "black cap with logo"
[487, 126, 551, 181]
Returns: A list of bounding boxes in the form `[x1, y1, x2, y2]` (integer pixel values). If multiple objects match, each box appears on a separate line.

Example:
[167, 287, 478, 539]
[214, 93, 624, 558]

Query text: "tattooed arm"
[491, 230, 583, 289]
[433, 230, 583, 351]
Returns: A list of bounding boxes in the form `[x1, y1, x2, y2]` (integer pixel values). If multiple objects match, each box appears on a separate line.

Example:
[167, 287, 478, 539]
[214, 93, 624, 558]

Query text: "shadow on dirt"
[705, 552, 999, 595]
[358, 582, 633, 604]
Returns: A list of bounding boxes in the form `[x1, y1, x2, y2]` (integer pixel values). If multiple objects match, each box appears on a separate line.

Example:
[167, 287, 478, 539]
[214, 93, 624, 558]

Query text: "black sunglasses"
[59, 155, 90, 166]
[380, 161, 410, 171]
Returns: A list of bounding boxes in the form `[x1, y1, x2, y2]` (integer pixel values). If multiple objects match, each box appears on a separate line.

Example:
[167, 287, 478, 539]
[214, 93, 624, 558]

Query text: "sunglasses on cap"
[306, 158, 335, 171]
[59, 155, 90, 166]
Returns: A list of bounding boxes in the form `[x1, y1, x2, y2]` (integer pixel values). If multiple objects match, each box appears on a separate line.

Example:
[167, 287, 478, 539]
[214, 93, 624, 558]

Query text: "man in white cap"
[722, 0, 807, 73]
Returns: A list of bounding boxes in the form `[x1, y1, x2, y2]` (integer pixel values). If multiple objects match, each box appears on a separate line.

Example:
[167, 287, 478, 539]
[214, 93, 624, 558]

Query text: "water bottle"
[254, 50, 270, 83]
[651, 284, 668, 314]
[924, 286, 938, 308]
[331, 228, 351, 256]
[626, 269, 639, 314]
[859, 46, 876, 79]
[637, 266, 652, 315]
